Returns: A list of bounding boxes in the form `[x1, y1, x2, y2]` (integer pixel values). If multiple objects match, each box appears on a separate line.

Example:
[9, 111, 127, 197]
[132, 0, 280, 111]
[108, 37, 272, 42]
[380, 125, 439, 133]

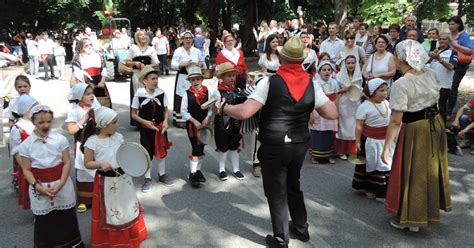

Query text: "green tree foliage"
[356, 0, 414, 26]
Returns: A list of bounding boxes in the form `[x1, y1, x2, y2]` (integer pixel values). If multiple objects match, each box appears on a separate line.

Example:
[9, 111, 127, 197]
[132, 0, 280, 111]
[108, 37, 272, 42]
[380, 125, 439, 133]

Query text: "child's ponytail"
[80, 108, 97, 152]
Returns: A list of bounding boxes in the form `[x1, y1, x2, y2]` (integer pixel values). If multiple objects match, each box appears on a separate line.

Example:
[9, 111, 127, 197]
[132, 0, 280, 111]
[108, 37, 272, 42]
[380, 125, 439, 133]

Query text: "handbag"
[453, 33, 473, 65]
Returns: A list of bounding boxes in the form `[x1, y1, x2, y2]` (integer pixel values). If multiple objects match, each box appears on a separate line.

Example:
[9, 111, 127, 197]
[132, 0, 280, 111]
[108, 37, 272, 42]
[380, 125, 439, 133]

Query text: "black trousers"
[43, 54, 55, 78]
[258, 143, 308, 244]
[438, 88, 451, 122]
[158, 54, 169, 73]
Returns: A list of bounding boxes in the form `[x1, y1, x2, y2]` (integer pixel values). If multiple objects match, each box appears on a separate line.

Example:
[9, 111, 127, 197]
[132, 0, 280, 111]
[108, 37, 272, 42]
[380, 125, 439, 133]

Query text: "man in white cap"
[220, 37, 338, 247]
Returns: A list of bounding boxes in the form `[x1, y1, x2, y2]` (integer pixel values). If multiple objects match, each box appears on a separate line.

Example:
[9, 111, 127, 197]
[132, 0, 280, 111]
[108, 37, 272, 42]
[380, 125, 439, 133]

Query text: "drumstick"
[201, 97, 218, 110]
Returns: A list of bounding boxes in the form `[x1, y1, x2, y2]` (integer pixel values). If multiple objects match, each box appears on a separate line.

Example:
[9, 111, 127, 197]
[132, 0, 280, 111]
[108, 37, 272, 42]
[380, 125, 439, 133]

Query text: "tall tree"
[334, 0, 348, 26]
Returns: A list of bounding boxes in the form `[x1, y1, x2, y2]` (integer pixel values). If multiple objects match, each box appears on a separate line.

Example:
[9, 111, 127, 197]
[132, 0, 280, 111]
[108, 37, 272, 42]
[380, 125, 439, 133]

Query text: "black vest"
[185, 89, 209, 122]
[137, 93, 165, 124]
[258, 74, 315, 144]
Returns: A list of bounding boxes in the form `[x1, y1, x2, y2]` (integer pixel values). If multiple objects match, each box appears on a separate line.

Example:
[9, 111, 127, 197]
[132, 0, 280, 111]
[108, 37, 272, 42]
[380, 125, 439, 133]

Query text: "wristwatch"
[31, 180, 37, 192]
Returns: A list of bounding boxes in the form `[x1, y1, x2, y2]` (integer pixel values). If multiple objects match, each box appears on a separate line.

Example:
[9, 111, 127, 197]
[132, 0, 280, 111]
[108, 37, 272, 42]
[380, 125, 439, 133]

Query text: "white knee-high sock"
[145, 168, 151, 179]
[157, 159, 166, 176]
[218, 151, 227, 172]
[190, 160, 198, 173]
[197, 159, 203, 171]
[230, 150, 240, 172]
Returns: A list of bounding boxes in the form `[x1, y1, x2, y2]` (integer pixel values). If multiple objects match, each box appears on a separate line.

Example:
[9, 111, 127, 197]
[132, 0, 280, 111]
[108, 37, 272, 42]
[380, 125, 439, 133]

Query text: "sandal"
[329, 158, 336, 164]
[77, 203, 87, 213]
[365, 192, 376, 200]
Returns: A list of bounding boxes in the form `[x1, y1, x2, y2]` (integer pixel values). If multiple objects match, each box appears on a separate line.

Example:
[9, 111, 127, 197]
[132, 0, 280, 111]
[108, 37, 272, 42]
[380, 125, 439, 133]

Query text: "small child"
[310, 61, 338, 164]
[54, 40, 66, 80]
[180, 64, 212, 188]
[452, 98, 474, 154]
[335, 55, 362, 159]
[353, 78, 395, 199]
[131, 65, 173, 192]
[212, 62, 244, 181]
[65, 82, 98, 212]
[8, 95, 38, 208]
[83, 107, 148, 247]
[18, 105, 84, 247]
[7, 75, 32, 127]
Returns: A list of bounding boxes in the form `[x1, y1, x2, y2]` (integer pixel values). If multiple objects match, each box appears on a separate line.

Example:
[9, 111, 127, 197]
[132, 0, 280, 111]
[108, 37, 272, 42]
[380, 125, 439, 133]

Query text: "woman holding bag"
[446, 16, 474, 119]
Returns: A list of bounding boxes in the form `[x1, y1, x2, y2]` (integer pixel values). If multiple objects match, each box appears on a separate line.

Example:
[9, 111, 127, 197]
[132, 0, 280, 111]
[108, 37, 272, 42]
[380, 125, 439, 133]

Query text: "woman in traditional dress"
[335, 55, 362, 159]
[258, 34, 280, 75]
[19, 105, 84, 247]
[123, 29, 160, 126]
[215, 33, 253, 90]
[71, 38, 112, 108]
[170, 31, 204, 128]
[362, 35, 396, 87]
[382, 40, 451, 232]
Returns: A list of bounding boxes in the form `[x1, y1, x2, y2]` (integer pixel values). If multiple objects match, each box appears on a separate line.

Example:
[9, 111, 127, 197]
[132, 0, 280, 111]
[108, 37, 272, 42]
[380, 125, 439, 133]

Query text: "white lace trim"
[32, 202, 76, 215]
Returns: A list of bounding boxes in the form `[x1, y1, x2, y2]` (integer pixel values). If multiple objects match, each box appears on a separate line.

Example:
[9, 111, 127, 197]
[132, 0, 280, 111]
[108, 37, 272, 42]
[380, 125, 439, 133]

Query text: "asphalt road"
[0, 68, 473, 247]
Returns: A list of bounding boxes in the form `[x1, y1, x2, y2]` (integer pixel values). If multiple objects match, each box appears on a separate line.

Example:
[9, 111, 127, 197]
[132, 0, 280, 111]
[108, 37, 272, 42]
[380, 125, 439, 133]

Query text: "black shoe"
[189, 173, 201, 188]
[196, 170, 206, 183]
[289, 221, 310, 242]
[44, 77, 50, 81]
[165, 70, 169, 75]
[219, 171, 228, 181]
[265, 235, 288, 248]
[233, 171, 245, 181]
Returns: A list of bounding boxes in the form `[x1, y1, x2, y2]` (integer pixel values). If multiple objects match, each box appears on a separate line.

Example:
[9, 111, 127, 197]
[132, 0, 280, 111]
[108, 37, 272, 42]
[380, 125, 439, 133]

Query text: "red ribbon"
[218, 82, 235, 91]
[189, 86, 208, 105]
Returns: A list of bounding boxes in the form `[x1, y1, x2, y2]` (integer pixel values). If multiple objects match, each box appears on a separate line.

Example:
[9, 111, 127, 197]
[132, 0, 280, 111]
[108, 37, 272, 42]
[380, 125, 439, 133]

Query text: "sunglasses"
[345, 37, 355, 40]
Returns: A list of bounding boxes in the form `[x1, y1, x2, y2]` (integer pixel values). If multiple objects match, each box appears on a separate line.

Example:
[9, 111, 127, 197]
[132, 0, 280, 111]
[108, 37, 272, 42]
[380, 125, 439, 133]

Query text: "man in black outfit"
[220, 37, 338, 247]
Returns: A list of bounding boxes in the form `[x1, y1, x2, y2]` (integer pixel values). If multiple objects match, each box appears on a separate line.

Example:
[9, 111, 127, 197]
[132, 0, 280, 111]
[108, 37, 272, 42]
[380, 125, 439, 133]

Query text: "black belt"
[178, 68, 188, 74]
[267, 69, 277, 73]
[97, 167, 125, 177]
[402, 104, 439, 123]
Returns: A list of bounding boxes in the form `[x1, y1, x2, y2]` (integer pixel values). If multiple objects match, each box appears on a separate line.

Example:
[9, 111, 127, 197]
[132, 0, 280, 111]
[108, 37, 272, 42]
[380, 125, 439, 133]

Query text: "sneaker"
[77, 203, 87, 213]
[390, 219, 419, 232]
[219, 171, 228, 181]
[340, 154, 348, 160]
[233, 171, 245, 180]
[252, 165, 262, 177]
[141, 178, 152, 193]
[159, 174, 175, 187]
[196, 170, 206, 183]
[289, 221, 310, 242]
[188, 173, 201, 188]
[265, 235, 288, 248]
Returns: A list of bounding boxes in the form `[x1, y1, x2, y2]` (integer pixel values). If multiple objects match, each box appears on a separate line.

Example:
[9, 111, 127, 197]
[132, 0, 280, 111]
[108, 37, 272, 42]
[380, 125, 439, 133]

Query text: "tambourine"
[348, 153, 367, 165]
[197, 127, 213, 145]
[116, 142, 151, 177]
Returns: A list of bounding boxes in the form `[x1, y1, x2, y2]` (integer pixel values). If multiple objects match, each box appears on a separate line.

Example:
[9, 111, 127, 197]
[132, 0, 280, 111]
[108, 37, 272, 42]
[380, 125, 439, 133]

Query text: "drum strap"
[97, 167, 125, 177]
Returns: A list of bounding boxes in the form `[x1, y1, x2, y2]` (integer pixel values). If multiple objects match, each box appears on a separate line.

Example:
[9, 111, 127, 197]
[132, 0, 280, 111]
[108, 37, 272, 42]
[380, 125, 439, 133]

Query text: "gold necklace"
[370, 100, 389, 118]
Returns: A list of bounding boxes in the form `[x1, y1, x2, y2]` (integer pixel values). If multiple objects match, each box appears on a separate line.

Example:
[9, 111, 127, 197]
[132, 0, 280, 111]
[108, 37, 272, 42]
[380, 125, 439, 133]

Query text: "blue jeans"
[459, 115, 470, 130]
[29, 55, 39, 75]
[448, 63, 470, 115]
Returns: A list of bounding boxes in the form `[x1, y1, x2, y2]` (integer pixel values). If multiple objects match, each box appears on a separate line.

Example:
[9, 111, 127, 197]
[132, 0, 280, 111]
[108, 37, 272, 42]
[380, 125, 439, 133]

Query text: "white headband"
[30, 104, 53, 119]
[95, 107, 118, 129]
[317, 61, 333, 71]
[67, 82, 89, 102]
[368, 78, 387, 96]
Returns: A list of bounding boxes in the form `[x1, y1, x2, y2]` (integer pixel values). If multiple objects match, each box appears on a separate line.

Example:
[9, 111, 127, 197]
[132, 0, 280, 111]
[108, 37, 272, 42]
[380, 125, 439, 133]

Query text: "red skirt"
[334, 139, 356, 155]
[91, 174, 148, 248]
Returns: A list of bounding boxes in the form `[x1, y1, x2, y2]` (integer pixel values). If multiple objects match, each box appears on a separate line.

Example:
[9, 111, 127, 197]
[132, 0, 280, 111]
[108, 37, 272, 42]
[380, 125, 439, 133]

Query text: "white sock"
[218, 151, 227, 172]
[157, 159, 166, 176]
[197, 159, 203, 171]
[145, 168, 151, 179]
[230, 150, 240, 173]
[190, 160, 198, 173]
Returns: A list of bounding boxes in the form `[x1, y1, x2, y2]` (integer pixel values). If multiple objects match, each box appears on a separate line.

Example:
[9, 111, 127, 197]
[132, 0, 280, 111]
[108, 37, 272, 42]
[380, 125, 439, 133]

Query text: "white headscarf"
[317, 61, 333, 71]
[15, 95, 38, 116]
[67, 82, 89, 103]
[29, 104, 53, 119]
[395, 39, 429, 71]
[337, 55, 363, 86]
[95, 107, 118, 129]
[368, 78, 387, 96]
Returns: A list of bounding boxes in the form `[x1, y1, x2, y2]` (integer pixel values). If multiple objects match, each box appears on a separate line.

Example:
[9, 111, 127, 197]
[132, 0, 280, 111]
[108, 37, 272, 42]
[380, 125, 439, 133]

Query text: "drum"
[197, 127, 213, 145]
[116, 142, 151, 177]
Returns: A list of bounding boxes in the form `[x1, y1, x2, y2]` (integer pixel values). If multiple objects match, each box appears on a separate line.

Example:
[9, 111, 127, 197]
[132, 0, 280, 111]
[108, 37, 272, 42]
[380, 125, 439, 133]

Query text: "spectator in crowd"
[38, 32, 56, 81]
[398, 13, 424, 43]
[54, 40, 66, 81]
[355, 23, 369, 47]
[362, 35, 396, 87]
[320, 22, 345, 67]
[26, 33, 39, 76]
[446, 16, 474, 120]
[193, 27, 206, 59]
[254, 20, 270, 56]
[152, 29, 170, 75]
[387, 24, 401, 54]
[364, 24, 382, 58]
[352, 15, 363, 31]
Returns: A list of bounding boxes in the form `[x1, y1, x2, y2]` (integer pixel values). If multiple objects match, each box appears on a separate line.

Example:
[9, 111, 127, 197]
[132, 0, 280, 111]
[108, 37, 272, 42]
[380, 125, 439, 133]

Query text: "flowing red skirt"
[91, 174, 148, 248]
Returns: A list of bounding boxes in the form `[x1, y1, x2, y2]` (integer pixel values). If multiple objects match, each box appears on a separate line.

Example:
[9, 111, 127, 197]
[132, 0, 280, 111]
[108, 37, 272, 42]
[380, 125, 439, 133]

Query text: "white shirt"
[249, 76, 329, 109]
[171, 46, 204, 71]
[180, 89, 213, 121]
[9, 119, 35, 156]
[356, 100, 391, 127]
[152, 36, 169, 55]
[355, 33, 368, 47]
[319, 37, 345, 63]
[258, 54, 281, 72]
[427, 48, 457, 89]
[84, 133, 124, 169]
[26, 39, 38, 56]
[19, 131, 69, 169]
[302, 49, 318, 67]
[126, 44, 160, 65]
[131, 87, 169, 110]
[54, 45, 66, 57]
[38, 38, 55, 55]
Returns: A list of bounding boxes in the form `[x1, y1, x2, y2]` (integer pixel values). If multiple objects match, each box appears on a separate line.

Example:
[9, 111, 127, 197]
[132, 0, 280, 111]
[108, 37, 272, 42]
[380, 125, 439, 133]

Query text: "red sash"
[362, 125, 388, 140]
[84, 67, 102, 77]
[326, 93, 337, 102]
[385, 124, 406, 216]
[31, 163, 64, 183]
[16, 128, 30, 209]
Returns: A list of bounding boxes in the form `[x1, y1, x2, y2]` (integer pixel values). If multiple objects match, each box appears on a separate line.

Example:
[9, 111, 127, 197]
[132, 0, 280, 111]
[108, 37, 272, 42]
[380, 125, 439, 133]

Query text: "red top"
[216, 49, 248, 76]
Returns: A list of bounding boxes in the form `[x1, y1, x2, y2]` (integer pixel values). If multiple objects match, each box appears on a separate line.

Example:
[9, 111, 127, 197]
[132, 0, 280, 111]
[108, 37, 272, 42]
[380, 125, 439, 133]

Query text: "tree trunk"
[458, 0, 464, 17]
[334, 0, 347, 27]
[208, 0, 221, 57]
[184, 0, 197, 25]
[222, 0, 232, 31]
[242, 0, 256, 56]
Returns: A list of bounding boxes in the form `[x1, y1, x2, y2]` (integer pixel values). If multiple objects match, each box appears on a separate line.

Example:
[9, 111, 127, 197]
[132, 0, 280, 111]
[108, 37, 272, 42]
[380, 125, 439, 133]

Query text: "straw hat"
[138, 65, 160, 82]
[187, 63, 204, 79]
[216, 62, 239, 78]
[278, 36, 308, 62]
